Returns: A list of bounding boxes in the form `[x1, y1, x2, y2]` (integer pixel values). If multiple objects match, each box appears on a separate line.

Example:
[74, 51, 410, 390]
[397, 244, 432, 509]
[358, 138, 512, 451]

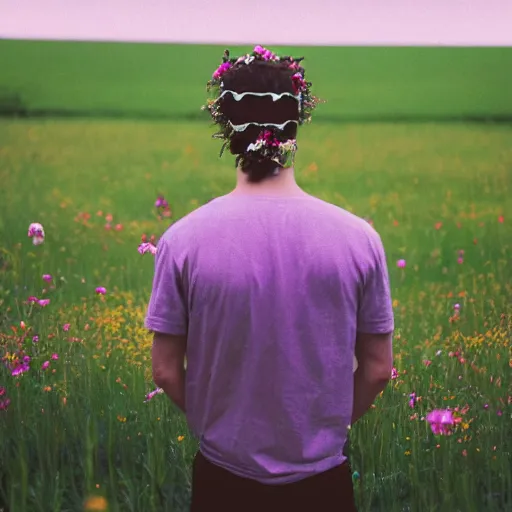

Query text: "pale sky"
[0, 0, 511, 46]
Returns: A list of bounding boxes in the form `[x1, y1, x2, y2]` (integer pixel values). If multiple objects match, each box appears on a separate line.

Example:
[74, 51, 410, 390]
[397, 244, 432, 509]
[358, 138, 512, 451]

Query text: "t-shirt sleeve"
[356, 232, 394, 334]
[144, 237, 188, 336]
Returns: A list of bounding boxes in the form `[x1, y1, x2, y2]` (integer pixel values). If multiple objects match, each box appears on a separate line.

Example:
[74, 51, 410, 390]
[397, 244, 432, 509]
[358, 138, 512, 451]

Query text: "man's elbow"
[366, 367, 392, 387]
[153, 368, 177, 390]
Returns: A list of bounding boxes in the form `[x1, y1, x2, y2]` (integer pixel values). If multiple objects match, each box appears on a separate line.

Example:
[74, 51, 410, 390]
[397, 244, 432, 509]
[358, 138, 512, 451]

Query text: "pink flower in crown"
[28, 222, 45, 245]
[291, 73, 306, 93]
[263, 49, 273, 60]
[213, 61, 232, 79]
[253, 45, 277, 61]
[260, 130, 280, 147]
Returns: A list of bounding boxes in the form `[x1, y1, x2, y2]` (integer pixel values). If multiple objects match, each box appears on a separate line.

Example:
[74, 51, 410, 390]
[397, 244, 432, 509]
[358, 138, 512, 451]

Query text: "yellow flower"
[116, 415, 126, 423]
[177, 435, 185, 442]
[404, 450, 411, 456]
[84, 495, 108, 511]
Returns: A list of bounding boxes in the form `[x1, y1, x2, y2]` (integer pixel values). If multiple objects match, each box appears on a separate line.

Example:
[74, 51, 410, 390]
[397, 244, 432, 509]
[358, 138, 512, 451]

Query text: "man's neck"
[231, 166, 306, 197]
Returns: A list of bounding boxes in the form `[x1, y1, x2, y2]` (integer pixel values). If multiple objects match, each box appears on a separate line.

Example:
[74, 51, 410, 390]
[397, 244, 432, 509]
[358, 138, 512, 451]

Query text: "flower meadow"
[0, 118, 511, 512]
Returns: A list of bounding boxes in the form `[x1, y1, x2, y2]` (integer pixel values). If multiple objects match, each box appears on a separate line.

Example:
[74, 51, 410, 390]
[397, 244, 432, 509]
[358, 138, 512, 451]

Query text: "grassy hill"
[1, 40, 512, 121]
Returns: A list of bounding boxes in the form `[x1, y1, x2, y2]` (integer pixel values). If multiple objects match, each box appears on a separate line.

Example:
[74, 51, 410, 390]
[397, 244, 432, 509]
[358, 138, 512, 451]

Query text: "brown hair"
[218, 60, 300, 183]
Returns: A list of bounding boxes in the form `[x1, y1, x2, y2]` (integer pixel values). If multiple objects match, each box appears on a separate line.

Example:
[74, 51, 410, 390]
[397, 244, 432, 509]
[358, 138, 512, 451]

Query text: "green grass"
[1, 40, 512, 119]
[0, 117, 511, 511]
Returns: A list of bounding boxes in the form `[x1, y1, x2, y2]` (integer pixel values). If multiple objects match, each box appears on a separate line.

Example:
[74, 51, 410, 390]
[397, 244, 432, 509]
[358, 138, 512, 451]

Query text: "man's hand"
[151, 332, 187, 413]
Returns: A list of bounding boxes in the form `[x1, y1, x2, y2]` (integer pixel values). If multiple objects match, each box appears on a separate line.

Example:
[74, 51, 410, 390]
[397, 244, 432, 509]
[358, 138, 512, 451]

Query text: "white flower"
[245, 55, 255, 65]
[247, 139, 265, 152]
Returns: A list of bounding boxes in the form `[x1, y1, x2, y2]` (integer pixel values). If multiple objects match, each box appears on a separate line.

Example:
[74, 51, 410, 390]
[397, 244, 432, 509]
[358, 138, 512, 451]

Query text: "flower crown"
[201, 45, 322, 169]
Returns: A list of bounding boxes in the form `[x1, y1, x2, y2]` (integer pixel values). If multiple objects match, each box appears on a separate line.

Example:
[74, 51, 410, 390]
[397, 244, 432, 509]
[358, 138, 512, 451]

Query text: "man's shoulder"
[158, 197, 224, 245]
[312, 197, 381, 240]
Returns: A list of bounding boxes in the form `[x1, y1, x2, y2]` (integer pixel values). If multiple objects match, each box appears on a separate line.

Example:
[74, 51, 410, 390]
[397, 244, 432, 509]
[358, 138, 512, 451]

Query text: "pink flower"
[37, 299, 50, 307]
[454, 303, 460, 310]
[423, 360, 432, 367]
[32, 335, 39, 343]
[138, 242, 157, 255]
[397, 259, 406, 268]
[62, 323, 70, 332]
[144, 387, 164, 403]
[409, 392, 417, 408]
[0, 398, 10, 411]
[42, 274, 52, 282]
[28, 223, 45, 245]
[27, 296, 39, 304]
[95, 287, 107, 295]
[391, 367, 398, 380]
[51, 353, 59, 360]
[427, 409, 455, 435]
[253, 45, 264, 54]
[155, 196, 169, 209]
[41, 361, 50, 370]
[457, 257, 464, 264]
[11, 363, 30, 376]
[291, 72, 306, 93]
[213, 61, 232, 79]
[0, 387, 5, 397]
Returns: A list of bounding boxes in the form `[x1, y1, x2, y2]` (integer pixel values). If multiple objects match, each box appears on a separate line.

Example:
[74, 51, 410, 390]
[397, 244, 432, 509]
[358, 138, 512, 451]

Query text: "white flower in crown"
[28, 222, 45, 245]
[244, 55, 255, 65]
[279, 139, 298, 153]
[246, 139, 265, 152]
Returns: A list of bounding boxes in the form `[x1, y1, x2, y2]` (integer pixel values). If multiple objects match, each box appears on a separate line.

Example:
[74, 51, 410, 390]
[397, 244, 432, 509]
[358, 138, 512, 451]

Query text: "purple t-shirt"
[145, 193, 394, 484]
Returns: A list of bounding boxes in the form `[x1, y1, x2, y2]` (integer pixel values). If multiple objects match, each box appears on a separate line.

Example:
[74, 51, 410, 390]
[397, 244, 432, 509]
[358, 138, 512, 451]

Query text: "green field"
[1, 40, 512, 120]
[0, 41, 512, 512]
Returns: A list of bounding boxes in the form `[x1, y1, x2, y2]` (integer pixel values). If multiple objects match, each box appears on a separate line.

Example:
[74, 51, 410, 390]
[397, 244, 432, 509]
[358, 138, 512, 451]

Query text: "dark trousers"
[190, 451, 357, 512]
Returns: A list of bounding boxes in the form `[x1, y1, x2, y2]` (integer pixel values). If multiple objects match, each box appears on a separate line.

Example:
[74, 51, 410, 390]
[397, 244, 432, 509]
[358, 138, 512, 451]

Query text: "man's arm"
[351, 331, 393, 424]
[152, 332, 187, 413]
[352, 230, 394, 424]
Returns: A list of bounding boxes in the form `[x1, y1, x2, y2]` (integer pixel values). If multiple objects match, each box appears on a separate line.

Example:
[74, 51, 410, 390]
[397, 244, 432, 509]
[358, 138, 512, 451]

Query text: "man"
[146, 46, 394, 511]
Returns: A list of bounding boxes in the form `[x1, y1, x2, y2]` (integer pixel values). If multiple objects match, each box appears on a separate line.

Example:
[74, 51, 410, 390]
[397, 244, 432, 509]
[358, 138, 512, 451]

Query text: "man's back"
[146, 192, 394, 484]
